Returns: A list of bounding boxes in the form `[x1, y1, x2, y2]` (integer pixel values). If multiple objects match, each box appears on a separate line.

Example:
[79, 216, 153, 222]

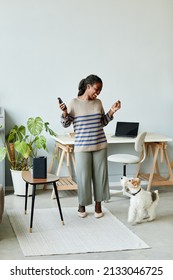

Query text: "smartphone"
[57, 97, 63, 104]
[57, 97, 67, 110]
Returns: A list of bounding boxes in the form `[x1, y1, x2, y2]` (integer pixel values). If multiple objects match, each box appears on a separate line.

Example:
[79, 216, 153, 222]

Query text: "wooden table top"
[22, 171, 59, 185]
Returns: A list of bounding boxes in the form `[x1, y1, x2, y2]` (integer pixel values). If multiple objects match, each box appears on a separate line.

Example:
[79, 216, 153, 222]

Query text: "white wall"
[0, 0, 173, 186]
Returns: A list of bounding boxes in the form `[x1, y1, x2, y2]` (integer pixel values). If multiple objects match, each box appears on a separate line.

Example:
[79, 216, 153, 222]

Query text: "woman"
[59, 74, 121, 218]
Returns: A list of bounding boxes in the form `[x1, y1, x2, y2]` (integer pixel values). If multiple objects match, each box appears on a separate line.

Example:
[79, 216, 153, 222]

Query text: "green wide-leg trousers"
[75, 148, 110, 206]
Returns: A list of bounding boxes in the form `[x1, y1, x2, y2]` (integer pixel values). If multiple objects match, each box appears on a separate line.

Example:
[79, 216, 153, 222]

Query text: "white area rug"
[7, 207, 150, 257]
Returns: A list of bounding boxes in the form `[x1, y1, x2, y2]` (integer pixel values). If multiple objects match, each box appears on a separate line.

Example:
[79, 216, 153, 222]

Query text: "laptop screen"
[115, 121, 139, 138]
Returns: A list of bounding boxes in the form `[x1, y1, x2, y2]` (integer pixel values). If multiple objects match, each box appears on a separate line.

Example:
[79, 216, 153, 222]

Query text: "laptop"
[113, 121, 139, 138]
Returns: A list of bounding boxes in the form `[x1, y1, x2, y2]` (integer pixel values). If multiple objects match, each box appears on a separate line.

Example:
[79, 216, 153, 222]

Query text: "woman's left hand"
[109, 100, 121, 116]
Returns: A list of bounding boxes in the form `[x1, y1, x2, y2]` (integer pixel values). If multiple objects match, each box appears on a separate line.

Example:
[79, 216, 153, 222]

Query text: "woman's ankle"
[78, 205, 86, 213]
[95, 201, 102, 213]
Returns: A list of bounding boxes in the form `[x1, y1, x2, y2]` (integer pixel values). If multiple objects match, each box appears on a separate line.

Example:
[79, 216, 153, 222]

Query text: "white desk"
[52, 132, 172, 145]
[50, 133, 173, 192]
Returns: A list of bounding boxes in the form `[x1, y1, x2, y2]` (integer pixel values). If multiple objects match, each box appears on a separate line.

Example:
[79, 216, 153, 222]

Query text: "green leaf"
[27, 117, 43, 136]
[0, 147, 7, 161]
[14, 141, 31, 159]
[44, 122, 56, 136]
[35, 135, 47, 150]
[7, 125, 26, 142]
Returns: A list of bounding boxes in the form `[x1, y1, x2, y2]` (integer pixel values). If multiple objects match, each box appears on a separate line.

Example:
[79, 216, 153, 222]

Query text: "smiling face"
[86, 82, 102, 100]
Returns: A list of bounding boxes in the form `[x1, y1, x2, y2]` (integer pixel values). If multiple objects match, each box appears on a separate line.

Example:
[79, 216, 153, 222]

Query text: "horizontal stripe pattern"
[60, 98, 113, 151]
[73, 114, 106, 147]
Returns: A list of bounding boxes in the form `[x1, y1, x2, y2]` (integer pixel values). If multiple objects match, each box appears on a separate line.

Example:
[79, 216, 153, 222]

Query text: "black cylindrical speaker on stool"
[33, 157, 47, 178]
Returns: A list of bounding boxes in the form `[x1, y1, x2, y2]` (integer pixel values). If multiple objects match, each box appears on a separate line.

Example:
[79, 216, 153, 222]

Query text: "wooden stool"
[22, 171, 64, 233]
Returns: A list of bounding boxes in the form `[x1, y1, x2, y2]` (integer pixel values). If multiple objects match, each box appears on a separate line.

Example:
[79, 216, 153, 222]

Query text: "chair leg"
[123, 165, 126, 176]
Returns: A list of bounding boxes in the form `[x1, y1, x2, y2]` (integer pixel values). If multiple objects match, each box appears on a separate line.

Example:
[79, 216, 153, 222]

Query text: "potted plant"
[0, 116, 56, 195]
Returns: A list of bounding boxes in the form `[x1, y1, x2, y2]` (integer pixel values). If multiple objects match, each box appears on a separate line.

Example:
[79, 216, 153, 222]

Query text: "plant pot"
[10, 170, 32, 196]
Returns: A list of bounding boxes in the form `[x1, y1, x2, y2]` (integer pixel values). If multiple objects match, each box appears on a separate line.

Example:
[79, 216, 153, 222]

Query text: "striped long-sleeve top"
[61, 98, 113, 152]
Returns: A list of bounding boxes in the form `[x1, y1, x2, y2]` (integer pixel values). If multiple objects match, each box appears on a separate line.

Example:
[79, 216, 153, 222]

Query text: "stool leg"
[123, 165, 126, 176]
[24, 182, 28, 214]
[30, 184, 36, 233]
[53, 182, 64, 225]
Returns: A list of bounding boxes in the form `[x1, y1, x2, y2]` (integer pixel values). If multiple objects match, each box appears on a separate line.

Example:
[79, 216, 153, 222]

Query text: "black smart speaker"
[33, 157, 47, 178]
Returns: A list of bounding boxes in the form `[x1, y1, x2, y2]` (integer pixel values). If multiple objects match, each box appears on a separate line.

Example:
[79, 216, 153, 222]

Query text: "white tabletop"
[52, 133, 173, 145]
[107, 133, 173, 143]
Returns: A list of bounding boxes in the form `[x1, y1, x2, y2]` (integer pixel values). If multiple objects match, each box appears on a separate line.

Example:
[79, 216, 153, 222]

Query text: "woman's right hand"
[59, 102, 67, 111]
[59, 102, 67, 117]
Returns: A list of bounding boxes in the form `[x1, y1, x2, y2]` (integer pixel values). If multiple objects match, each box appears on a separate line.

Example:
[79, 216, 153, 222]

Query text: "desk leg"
[56, 149, 66, 176]
[66, 151, 72, 177]
[43, 147, 58, 190]
[51, 149, 66, 199]
[147, 144, 160, 191]
[163, 148, 173, 180]
[30, 185, 36, 233]
[151, 144, 160, 175]
[53, 182, 64, 225]
[24, 183, 28, 214]
[48, 146, 59, 173]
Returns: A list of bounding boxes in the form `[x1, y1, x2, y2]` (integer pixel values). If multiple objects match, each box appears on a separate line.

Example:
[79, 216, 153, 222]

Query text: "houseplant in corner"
[0, 116, 56, 195]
